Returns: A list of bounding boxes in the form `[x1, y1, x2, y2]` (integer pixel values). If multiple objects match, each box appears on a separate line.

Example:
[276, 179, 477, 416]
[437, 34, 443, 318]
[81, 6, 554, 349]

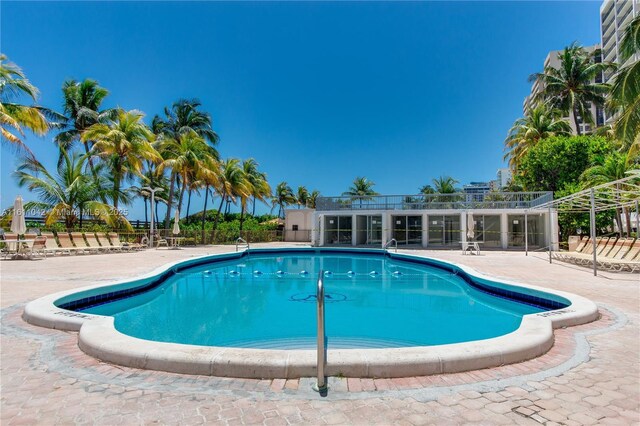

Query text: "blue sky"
[2, 1, 601, 220]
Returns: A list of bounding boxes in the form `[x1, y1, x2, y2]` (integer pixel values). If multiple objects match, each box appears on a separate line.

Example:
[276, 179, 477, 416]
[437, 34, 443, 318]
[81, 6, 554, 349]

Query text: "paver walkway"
[1, 243, 638, 425]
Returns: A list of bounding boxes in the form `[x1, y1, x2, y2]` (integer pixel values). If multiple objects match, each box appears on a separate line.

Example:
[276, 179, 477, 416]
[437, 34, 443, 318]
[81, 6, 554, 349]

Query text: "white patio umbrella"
[466, 212, 475, 240]
[172, 209, 181, 235]
[11, 196, 27, 236]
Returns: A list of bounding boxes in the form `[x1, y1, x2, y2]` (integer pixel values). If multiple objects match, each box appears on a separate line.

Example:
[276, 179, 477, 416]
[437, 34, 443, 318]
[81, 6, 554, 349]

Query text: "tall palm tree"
[14, 150, 131, 229]
[343, 177, 378, 207]
[158, 129, 219, 221]
[55, 79, 113, 152]
[504, 104, 572, 171]
[271, 181, 296, 218]
[307, 190, 321, 209]
[240, 159, 271, 230]
[530, 43, 614, 135]
[432, 176, 459, 193]
[0, 54, 64, 155]
[581, 151, 636, 236]
[610, 15, 640, 160]
[199, 155, 222, 242]
[213, 158, 250, 230]
[82, 109, 161, 209]
[154, 99, 219, 229]
[296, 186, 309, 209]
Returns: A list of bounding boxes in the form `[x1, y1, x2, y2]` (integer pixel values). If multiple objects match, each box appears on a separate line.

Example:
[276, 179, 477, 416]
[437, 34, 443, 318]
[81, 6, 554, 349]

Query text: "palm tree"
[432, 176, 459, 193]
[158, 129, 219, 221]
[343, 177, 378, 207]
[82, 109, 161, 210]
[581, 151, 636, 236]
[609, 15, 640, 161]
[0, 54, 64, 155]
[296, 186, 309, 209]
[154, 99, 219, 229]
[307, 190, 321, 209]
[240, 159, 271, 230]
[530, 43, 614, 135]
[14, 150, 131, 229]
[213, 158, 250, 230]
[419, 184, 435, 194]
[504, 104, 572, 171]
[271, 181, 296, 218]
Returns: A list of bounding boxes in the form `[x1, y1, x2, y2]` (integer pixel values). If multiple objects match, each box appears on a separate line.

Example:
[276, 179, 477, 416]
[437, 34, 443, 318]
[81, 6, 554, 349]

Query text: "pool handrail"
[235, 237, 249, 252]
[383, 238, 398, 253]
[313, 269, 327, 393]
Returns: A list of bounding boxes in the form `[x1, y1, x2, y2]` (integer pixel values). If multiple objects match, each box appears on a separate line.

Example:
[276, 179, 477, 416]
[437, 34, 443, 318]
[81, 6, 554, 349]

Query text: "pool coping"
[22, 248, 599, 379]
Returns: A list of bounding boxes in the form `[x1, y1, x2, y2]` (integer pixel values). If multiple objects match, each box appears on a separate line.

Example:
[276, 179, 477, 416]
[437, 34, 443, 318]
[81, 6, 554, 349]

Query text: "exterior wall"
[601, 0, 640, 123]
[284, 209, 314, 242]
[313, 209, 559, 251]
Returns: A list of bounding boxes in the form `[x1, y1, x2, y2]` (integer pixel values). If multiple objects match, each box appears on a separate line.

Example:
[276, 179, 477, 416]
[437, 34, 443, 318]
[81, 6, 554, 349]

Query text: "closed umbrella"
[466, 212, 475, 240]
[11, 196, 27, 236]
[173, 210, 181, 235]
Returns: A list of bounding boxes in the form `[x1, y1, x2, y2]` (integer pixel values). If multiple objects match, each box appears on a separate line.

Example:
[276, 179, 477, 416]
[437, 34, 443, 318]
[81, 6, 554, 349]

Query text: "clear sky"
[1, 1, 602, 220]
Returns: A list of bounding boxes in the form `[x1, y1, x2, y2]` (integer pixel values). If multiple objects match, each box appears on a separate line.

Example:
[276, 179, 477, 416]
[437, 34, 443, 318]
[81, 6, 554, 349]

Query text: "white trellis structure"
[530, 170, 640, 276]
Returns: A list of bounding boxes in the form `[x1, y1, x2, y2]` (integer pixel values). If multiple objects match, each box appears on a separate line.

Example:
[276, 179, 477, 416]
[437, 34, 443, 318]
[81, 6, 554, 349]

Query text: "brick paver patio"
[1, 243, 638, 424]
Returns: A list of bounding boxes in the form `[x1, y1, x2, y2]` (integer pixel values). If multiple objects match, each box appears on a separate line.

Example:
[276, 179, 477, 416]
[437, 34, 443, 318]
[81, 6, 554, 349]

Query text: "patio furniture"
[57, 233, 87, 254]
[461, 241, 480, 255]
[71, 232, 99, 254]
[96, 233, 122, 253]
[84, 233, 111, 253]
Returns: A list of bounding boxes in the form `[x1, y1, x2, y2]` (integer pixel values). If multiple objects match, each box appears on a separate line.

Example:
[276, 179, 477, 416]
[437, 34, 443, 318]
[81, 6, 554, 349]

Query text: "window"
[292, 225, 298, 231]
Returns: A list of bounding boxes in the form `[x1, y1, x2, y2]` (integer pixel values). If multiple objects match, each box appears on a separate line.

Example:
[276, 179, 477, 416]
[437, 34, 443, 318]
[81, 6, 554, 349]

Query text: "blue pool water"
[71, 250, 567, 349]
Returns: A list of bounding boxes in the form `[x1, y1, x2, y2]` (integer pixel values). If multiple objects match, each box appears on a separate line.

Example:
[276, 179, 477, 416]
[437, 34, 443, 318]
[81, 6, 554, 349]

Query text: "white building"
[284, 209, 314, 242]
[312, 192, 558, 251]
[600, 0, 640, 122]
[496, 168, 512, 189]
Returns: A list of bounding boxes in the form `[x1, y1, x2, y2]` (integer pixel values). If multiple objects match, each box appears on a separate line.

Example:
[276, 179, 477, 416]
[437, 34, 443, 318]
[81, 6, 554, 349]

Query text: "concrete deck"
[1, 243, 638, 424]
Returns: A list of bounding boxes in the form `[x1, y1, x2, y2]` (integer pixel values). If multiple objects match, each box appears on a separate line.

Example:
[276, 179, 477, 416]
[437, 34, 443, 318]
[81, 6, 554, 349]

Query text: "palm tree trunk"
[213, 195, 225, 231]
[177, 177, 187, 215]
[164, 171, 176, 229]
[83, 141, 107, 203]
[186, 189, 192, 223]
[572, 107, 582, 136]
[240, 199, 245, 232]
[113, 169, 121, 210]
[624, 207, 632, 236]
[615, 207, 624, 236]
[252, 195, 257, 216]
[201, 185, 209, 244]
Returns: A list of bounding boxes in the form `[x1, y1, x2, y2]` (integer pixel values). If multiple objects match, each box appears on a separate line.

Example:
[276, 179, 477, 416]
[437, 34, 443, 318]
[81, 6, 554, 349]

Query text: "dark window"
[292, 224, 299, 231]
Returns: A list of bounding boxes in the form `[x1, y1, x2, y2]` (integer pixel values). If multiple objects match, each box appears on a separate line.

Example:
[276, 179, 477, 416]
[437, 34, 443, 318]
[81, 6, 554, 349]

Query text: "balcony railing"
[316, 192, 553, 211]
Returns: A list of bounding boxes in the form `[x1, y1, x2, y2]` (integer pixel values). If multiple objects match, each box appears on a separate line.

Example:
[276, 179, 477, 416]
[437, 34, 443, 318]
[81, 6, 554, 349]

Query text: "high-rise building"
[523, 45, 604, 135]
[496, 168, 512, 189]
[600, 0, 640, 122]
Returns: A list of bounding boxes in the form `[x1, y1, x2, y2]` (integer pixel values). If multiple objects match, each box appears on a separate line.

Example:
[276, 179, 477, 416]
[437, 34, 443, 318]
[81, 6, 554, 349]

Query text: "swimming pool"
[68, 250, 562, 349]
[24, 248, 599, 378]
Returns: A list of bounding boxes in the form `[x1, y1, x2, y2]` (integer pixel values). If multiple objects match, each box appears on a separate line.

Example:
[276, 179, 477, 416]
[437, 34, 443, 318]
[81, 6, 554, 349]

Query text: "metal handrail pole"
[314, 270, 327, 392]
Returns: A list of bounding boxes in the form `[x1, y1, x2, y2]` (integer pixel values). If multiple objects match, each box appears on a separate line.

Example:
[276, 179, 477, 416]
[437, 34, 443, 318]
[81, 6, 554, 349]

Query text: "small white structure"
[313, 192, 559, 250]
[284, 209, 315, 242]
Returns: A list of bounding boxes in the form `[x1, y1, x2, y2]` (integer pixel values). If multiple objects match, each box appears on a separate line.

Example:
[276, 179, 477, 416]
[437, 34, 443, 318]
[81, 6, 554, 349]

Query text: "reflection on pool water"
[76, 251, 565, 349]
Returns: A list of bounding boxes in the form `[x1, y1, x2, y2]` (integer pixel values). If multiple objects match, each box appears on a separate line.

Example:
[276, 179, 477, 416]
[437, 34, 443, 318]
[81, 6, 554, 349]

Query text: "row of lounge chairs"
[554, 236, 640, 273]
[1, 232, 145, 258]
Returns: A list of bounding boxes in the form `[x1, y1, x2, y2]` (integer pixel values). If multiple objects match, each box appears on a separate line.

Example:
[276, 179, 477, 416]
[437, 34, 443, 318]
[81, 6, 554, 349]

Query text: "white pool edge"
[22, 249, 599, 378]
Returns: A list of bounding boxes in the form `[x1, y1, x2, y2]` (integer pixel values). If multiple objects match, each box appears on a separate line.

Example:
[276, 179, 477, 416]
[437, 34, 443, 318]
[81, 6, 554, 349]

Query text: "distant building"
[600, 0, 640, 122]
[463, 182, 492, 203]
[523, 45, 604, 135]
[496, 168, 512, 189]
